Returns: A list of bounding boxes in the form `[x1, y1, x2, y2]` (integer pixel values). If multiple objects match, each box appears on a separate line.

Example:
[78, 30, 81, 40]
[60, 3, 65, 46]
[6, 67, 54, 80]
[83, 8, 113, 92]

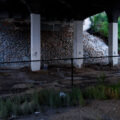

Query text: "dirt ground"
[14, 100, 120, 120]
[0, 65, 120, 119]
[0, 65, 119, 96]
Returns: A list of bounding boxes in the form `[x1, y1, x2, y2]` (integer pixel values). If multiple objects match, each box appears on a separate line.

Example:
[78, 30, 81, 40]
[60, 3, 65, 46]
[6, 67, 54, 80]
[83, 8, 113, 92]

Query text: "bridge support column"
[73, 21, 83, 68]
[31, 13, 41, 71]
[108, 22, 118, 66]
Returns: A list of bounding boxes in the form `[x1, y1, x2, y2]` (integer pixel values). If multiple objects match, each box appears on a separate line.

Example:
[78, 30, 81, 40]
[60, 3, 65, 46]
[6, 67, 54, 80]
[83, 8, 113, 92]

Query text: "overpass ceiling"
[0, 0, 120, 20]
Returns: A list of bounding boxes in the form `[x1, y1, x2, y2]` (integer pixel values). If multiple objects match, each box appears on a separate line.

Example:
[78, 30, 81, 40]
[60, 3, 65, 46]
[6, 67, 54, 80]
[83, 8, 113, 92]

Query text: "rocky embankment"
[83, 32, 108, 64]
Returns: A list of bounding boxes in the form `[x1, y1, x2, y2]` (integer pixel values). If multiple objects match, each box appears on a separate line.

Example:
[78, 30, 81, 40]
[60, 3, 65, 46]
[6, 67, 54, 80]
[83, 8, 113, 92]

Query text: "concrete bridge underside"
[0, 0, 120, 71]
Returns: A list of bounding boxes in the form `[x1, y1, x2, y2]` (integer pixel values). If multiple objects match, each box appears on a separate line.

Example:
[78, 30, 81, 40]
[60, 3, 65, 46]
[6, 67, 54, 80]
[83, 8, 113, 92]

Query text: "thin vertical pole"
[71, 58, 74, 86]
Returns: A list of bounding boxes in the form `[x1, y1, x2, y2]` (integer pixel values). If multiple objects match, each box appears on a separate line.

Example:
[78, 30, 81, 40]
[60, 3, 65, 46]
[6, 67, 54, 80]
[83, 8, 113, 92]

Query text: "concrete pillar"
[108, 23, 118, 66]
[31, 13, 41, 71]
[73, 21, 83, 68]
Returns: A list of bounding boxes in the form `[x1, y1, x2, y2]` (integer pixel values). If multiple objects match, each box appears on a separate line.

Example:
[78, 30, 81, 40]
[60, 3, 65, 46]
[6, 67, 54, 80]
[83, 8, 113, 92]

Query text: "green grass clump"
[1, 81, 120, 120]
[48, 90, 61, 108]
[35, 88, 85, 108]
[83, 72, 120, 100]
[84, 85, 107, 100]
[84, 82, 120, 100]
[21, 102, 33, 115]
[105, 85, 120, 99]
[0, 88, 84, 119]
[69, 88, 85, 106]
[12, 103, 22, 116]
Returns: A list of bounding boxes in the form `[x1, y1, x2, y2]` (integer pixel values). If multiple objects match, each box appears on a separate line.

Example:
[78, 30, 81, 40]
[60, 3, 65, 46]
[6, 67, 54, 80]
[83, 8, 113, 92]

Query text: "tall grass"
[84, 83, 120, 100]
[0, 88, 85, 119]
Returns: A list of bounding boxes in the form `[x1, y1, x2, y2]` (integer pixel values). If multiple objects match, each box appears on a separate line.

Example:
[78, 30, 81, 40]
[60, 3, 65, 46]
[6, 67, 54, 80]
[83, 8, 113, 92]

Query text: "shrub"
[90, 12, 109, 38]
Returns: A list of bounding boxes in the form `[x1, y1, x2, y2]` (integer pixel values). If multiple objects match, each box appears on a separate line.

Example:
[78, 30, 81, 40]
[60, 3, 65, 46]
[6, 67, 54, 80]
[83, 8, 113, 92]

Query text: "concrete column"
[108, 23, 118, 66]
[31, 13, 41, 71]
[73, 21, 83, 68]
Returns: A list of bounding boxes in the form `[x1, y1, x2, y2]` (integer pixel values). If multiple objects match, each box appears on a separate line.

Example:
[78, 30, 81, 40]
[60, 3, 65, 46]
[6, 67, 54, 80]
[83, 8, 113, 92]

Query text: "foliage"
[69, 88, 85, 106]
[90, 12, 108, 38]
[90, 12, 120, 50]
[84, 83, 120, 100]
[84, 85, 107, 100]
[0, 88, 85, 119]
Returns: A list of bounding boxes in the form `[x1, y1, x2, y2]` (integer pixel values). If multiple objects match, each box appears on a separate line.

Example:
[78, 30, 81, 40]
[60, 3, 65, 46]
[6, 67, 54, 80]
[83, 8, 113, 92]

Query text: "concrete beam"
[73, 21, 83, 68]
[108, 22, 118, 66]
[31, 13, 41, 71]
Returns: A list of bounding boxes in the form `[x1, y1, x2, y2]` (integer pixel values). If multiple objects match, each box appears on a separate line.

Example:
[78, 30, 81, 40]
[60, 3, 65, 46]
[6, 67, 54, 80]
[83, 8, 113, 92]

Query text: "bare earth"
[0, 66, 120, 119]
[0, 65, 120, 96]
[15, 100, 120, 120]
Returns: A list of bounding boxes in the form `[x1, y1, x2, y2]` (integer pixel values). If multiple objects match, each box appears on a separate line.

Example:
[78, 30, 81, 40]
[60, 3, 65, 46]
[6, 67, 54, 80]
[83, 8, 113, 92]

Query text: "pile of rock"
[83, 32, 109, 65]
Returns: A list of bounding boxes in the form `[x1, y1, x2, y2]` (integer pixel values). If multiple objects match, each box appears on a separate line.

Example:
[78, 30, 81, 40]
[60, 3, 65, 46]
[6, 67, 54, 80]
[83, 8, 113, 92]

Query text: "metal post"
[71, 58, 74, 86]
